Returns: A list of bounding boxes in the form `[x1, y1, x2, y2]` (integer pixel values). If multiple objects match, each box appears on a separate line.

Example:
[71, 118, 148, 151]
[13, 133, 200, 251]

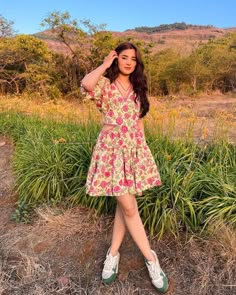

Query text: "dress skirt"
[86, 124, 161, 197]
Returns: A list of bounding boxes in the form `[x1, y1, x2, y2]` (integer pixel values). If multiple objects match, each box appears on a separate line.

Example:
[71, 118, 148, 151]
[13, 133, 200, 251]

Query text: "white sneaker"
[145, 250, 169, 293]
[102, 247, 120, 284]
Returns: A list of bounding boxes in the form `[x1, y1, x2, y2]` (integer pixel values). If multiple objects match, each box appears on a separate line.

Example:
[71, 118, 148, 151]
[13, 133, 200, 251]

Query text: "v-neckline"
[114, 81, 133, 99]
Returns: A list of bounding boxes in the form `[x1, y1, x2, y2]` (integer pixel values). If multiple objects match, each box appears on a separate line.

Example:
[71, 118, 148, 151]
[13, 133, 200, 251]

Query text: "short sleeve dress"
[81, 76, 161, 197]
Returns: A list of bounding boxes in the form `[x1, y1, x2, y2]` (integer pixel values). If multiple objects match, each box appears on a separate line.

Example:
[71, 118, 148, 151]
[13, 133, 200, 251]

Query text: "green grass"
[0, 111, 235, 238]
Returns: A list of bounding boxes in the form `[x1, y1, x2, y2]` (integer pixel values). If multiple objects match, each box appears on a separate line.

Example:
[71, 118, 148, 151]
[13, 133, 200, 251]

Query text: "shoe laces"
[147, 261, 163, 282]
[103, 254, 117, 271]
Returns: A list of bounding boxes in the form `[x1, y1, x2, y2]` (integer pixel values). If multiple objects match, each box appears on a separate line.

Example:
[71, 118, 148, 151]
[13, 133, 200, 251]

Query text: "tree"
[0, 35, 53, 95]
[191, 33, 236, 93]
[177, 51, 210, 93]
[148, 49, 180, 96]
[0, 15, 15, 38]
[41, 11, 117, 92]
[41, 11, 80, 62]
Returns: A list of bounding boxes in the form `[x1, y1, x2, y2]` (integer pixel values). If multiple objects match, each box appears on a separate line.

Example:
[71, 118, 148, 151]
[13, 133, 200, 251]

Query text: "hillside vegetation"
[1, 12, 236, 99]
[130, 22, 213, 33]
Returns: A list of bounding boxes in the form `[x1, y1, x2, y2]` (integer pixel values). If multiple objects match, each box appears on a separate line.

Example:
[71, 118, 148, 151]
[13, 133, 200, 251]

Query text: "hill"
[34, 22, 236, 55]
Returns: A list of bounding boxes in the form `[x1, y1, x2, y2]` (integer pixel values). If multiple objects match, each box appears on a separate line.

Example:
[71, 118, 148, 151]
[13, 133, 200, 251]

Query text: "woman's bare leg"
[110, 203, 126, 256]
[116, 193, 155, 261]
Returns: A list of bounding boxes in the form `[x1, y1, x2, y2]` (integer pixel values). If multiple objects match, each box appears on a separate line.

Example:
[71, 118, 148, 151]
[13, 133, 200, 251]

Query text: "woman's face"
[117, 49, 137, 75]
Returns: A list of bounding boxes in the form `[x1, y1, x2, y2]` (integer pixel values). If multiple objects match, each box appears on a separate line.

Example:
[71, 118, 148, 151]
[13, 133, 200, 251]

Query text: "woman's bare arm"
[137, 119, 145, 135]
[81, 50, 118, 91]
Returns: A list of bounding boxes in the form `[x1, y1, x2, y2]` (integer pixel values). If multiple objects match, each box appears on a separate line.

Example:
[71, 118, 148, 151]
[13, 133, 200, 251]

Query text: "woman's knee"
[116, 194, 138, 218]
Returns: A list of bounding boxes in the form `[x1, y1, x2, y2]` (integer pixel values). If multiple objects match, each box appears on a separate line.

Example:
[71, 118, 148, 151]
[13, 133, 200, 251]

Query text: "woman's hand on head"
[103, 50, 118, 69]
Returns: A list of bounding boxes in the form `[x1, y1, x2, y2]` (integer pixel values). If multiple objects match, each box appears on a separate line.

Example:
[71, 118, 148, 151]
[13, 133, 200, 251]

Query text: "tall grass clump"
[138, 134, 201, 238]
[0, 111, 116, 216]
[193, 142, 236, 230]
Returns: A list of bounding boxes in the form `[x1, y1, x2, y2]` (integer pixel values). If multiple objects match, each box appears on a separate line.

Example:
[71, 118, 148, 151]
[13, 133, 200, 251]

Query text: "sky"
[0, 0, 235, 35]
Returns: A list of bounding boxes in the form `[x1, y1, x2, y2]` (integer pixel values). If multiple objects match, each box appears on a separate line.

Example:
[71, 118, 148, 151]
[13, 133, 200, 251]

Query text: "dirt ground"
[0, 95, 236, 295]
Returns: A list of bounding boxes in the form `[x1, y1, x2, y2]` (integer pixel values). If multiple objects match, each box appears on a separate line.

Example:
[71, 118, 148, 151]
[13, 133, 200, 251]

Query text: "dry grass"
[35, 206, 103, 241]
[147, 94, 236, 143]
[0, 205, 236, 295]
[1, 94, 236, 144]
[0, 96, 102, 125]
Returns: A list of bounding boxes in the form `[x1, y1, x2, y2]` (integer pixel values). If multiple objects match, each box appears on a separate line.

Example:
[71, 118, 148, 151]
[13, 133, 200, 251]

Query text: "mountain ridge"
[126, 22, 215, 33]
[34, 23, 236, 56]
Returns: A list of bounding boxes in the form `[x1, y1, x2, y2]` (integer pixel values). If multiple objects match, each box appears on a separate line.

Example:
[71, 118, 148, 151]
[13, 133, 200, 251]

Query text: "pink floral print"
[81, 76, 161, 196]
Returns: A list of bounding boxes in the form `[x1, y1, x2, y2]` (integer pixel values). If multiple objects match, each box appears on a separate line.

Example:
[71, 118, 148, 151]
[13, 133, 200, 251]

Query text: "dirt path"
[0, 138, 17, 230]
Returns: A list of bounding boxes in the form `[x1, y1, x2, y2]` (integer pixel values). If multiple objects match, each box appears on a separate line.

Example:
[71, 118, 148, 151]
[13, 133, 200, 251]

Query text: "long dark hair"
[105, 42, 149, 118]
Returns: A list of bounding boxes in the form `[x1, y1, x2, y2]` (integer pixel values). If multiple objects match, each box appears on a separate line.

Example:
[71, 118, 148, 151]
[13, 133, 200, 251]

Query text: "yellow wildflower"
[58, 138, 66, 143]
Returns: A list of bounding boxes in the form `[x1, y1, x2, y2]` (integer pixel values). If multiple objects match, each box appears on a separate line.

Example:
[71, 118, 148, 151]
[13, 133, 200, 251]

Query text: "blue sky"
[1, 0, 235, 34]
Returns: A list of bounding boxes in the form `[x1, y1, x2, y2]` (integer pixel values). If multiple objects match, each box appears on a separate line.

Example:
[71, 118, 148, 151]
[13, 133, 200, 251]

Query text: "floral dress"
[82, 76, 161, 196]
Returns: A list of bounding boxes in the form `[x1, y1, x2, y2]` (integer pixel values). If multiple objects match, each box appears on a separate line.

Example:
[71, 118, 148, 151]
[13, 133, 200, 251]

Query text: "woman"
[81, 42, 169, 293]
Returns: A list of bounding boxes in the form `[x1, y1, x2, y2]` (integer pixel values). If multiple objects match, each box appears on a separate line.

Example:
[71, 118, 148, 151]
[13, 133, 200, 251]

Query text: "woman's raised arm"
[81, 50, 118, 91]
